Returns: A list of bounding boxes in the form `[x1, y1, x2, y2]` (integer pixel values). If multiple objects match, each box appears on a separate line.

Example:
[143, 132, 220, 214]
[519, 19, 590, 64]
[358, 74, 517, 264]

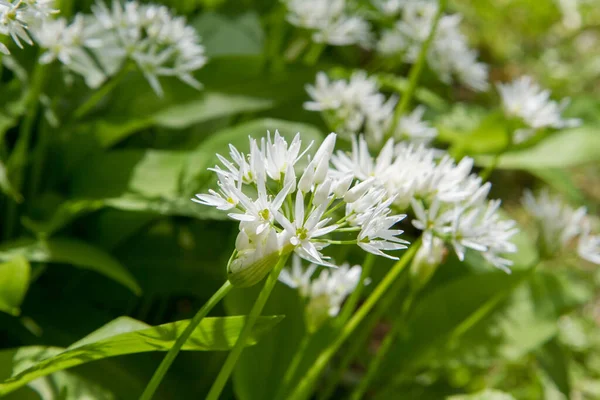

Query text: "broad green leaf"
[27, 370, 116, 400]
[192, 12, 264, 57]
[446, 389, 516, 400]
[0, 315, 283, 396]
[536, 338, 571, 397]
[437, 111, 509, 154]
[0, 256, 30, 316]
[475, 126, 600, 169]
[383, 270, 527, 377]
[0, 238, 141, 295]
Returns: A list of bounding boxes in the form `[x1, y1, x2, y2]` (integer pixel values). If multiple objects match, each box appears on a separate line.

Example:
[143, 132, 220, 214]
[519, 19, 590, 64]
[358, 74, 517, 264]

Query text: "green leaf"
[0, 159, 21, 202]
[192, 12, 265, 57]
[536, 338, 571, 398]
[0, 256, 30, 316]
[475, 126, 600, 169]
[0, 238, 141, 295]
[446, 389, 516, 400]
[0, 315, 284, 396]
[26, 370, 117, 400]
[438, 111, 509, 154]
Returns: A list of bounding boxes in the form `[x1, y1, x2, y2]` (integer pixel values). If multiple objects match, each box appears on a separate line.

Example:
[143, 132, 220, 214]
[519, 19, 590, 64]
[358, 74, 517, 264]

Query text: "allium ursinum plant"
[497, 75, 581, 143]
[376, 0, 489, 91]
[283, 0, 371, 47]
[0, 0, 56, 55]
[523, 189, 600, 264]
[305, 71, 438, 146]
[31, 0, 207, 95]
[332, 136, 519, 272]
[193, 131, 409, 287]
[279, 256, 363, 332]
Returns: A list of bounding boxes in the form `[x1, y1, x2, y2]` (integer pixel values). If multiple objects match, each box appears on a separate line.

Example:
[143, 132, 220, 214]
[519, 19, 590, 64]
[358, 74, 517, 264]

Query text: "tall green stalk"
[275, 333, 313, 400]
[206, 254, 291, 400]
[318, 270, 411, 400]
[139, 281, 233, 400]
[337, 252, 376, 324]
[4, 62, 49, 240]
[287, 241, 421, 400]
[386, 0, 447, 141]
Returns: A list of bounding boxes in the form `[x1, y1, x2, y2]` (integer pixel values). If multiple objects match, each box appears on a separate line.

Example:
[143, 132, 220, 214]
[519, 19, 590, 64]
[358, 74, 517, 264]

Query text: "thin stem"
[28, 119, 50, 200]
[206, 254, 291, 400]
[350, 286, 418, 399]
[139, 281, 233, 400]
[386, 0, 447, 141]
[479, 137, 513, 181]
[3, 62, 49, 240]
[288, 240, 421, 400]
[350, 320, 402, 400]
[72, 63, 133, 121]
[304, 42, 325, 66]
[337, 252, 375, 324]
[275, 333, 313, 400]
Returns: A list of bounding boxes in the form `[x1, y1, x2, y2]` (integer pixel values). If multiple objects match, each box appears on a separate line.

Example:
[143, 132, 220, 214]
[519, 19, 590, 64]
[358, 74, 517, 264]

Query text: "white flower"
[497, 76, 581, 143]
[194, 131, 409, 286]
[394, 106, 438, 145]
[305, 71, 437, 146]
[0, 0, 56, 54]
[284, 0, 371, 47]
[372, 0, 406, 17]
[377, 0, 489, 91]
[523, 189, 598, 264]
[333, 135, 518, 271]
[278, 256, 317, 297]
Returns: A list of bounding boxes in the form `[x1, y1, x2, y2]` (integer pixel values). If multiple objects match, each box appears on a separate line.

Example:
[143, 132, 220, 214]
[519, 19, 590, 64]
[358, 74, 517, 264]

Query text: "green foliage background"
[0, 0, 599, 399]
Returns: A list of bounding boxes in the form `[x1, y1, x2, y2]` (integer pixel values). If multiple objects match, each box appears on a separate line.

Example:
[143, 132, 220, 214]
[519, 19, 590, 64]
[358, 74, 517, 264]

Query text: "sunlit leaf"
[0, 256, 30, 316]
[0, 315, 283, 396]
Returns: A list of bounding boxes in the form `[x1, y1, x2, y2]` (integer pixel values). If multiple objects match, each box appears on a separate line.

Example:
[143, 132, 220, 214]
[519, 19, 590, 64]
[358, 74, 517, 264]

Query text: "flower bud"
[228, 229, 283, 287]
[409, 237, 446, 291]
[332, 174, 354, 198]
[344, 178, 374, 203]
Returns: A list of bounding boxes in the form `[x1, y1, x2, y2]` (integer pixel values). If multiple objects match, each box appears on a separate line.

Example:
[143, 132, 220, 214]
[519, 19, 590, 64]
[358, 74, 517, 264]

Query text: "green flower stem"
[337, 252, 376, 324]
[3, 62, 49, 240]
[139, 280, 233, 400]
[386, 0, 447, 141]
[318, 270, 409, 400]
[304, 42, 325, 66]
[350, 287, 418, 400]
[28, 119, 50, 200]
[72, 63, 133, 121]
[288, 240, 421, 400]
[275, 332, 313, 400]
[206, 254, 291, 400]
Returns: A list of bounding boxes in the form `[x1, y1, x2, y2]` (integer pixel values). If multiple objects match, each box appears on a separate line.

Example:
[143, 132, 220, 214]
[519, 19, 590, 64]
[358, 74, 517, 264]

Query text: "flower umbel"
[522, 189, 599, 264]
[0, 0, 56, 54]
[194, 130, 408, 287]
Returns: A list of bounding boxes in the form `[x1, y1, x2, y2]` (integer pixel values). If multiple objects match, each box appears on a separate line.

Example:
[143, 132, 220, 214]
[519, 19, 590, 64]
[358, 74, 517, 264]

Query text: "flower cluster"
[332, 136, 519, 271]
[31, 1, 207, 95]
[377, 0, 489, 91]
[497, 76, 581, 143]
[522, 189, 599, 264]
[279, 257, 362, 330]
[0, 0, 56, 54]
[284, 0, 371, 47]
[305, 71, 437, 146]
[193, 131, 409, 287]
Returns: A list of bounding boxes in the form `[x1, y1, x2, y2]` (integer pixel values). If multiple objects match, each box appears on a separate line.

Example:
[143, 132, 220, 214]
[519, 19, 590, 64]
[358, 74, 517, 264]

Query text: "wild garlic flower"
[87, 0, 207, 95]
[284, 0, 371, 47]
[305, 71, 437, 146]
[332, 136, 518, 271]
[377, 0, 489, 91]
[193, 131, 408, 287]
[497, 76, 581, 143]
[279, 256, 362, 331]
[0, 0, 56, 54]
[522, 189, 599, 264]
[372, 0, 406, 17]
